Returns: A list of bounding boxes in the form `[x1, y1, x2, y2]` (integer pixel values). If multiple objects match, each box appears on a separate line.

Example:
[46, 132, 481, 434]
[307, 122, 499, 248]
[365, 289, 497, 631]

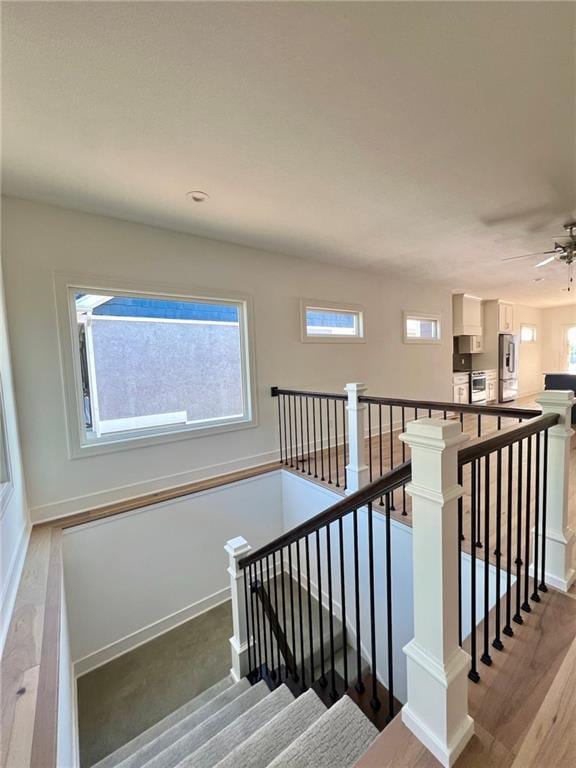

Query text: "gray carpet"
[111, 680, 251, 768]
[93, 678, 233, 768]
[80, 601, 233, 768]
[142, 681, 269, 768]
[213, 689, 326, 768]
[181, 684, 294, 768]
[266, 694, 378, 768]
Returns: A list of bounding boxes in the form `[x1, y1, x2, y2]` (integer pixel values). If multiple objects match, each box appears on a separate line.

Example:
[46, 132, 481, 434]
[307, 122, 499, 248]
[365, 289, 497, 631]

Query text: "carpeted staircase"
[93, 676, 378, 768]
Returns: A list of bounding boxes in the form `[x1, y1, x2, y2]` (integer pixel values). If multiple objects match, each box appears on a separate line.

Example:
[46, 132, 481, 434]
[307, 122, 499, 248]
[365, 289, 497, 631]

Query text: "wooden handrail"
[239, 461, 411, 568]
[458, 413, 559, 465]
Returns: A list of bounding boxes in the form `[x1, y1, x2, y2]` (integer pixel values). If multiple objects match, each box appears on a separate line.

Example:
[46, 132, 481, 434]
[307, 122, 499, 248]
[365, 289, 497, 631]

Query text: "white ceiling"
[2, 1, 575, 307]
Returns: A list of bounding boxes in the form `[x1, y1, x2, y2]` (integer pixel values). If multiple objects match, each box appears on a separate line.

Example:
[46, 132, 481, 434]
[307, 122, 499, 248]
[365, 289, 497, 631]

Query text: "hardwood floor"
[355, 586, 576, 768]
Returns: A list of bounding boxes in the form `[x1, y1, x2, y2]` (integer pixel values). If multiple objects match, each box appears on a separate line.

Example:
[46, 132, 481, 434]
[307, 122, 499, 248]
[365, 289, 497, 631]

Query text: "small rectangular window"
[67, 287, 254, 450]
[403, 312, 441, 344]
[520, 324, 537, 343]
[301, 300, 364, 342]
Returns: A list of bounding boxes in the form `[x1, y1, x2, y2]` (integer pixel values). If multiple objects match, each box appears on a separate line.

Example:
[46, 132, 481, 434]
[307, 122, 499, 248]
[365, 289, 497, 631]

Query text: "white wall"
[57, 580, 79, 768]
[542, 304, 576, 374]
[0, 256, 30, 652]
[2, 197, 452, 521]
[515, 304, 543, 397]
[63, 471, 284, 674]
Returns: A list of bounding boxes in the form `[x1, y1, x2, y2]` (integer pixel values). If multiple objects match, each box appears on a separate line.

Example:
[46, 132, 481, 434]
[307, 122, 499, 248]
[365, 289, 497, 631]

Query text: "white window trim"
[403, 311, 442, 345]
[0, 378, 14, 516]
[300, 299, 366, 343]
[520, 324, 537, 344]
[54, 272, 258, 459]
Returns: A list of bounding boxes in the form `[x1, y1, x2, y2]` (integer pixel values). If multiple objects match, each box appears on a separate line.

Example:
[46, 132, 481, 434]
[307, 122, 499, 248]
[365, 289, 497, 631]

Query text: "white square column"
[399, 419, 474, 768]
[344, 382, 370, 493]
[225, 536, 252, 682]
[536, 390, 575, 592]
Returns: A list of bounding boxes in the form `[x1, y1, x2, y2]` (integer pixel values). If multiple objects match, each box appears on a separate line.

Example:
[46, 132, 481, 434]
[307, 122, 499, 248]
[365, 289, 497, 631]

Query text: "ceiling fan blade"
[502, 249, 558, 262]
[534, 255, 556, 268]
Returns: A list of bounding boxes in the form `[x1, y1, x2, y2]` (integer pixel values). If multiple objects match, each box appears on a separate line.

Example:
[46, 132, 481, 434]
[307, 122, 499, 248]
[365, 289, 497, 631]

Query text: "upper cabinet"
[452, 293, 482, 336]
[498, 302, 514, 333]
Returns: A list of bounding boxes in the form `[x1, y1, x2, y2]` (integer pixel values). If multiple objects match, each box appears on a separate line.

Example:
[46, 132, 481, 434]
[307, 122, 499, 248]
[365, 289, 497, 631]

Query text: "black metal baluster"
[319, 399, 325, 482]
[327, 399, 332, 484]
[469, 460, 480, 682]
[306, 397, 311, 476]
[353, 508, 364, 693]
[294, 396, 301, 471]
[367, 502, 381, 709]
[277, 395, 283, 465]
[296, 541, 306, 690]
[282, 395, 288, 466]
[259, 559, 270, 673]
[267, 554, 276, 679]
[493, 449, 504, 651]
[338, 516, 348, 689]
[368, 404, 373, 481]
[401, 408, 407, 515]
[531, 434, 541, 602]
[313, 398, 318, 479]
[513, 439, 524, 625]
[252, 563, 263, 674]
[378, 404, 383, 499]
[481, 455, 492, 666]
[342, 400, 347, 491]
[385, 493, 394, 721]
[477, 414, 482, 438]
[288, 545, 298, 682]
[305, 536, 315, 685]
[457, 465, 463, 646]
[243, 566, 252, 675]
[475, 454, 482, 549]
[299, 396, 305, 472]
[280, 547, 289, 675]
[334, 400, 340, 488]
[389, 405, 395, 510]
[326, 525, 337, 699]
[272, 550, 281, 679]
[288, 396, 294, 468]
[522, 435, 532, 613]
[539, 430, 549, 593]
[316, 530, 326, 686]
[503, 445, 514, 637]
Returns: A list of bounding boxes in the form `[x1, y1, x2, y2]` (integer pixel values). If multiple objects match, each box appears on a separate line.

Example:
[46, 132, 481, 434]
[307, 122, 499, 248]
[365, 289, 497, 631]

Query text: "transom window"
[403, 312, 441, 344]
[520, 324, 537, 343]
[565, 326, 576, 373]
[66, 287, 253, 451]
[301, 300, 364, 342]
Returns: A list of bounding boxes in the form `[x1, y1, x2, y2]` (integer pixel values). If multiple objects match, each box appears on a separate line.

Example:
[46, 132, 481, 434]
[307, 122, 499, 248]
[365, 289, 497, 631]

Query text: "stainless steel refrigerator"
[499, 334, 518, 402]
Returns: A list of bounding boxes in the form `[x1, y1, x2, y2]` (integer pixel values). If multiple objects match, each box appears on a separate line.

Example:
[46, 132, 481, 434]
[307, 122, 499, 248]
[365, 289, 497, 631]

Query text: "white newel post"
[399, 419, 474, 768]
[345, 382, 369, 493]
[225, 536, 252, 682]
[536, 389, 576, 592]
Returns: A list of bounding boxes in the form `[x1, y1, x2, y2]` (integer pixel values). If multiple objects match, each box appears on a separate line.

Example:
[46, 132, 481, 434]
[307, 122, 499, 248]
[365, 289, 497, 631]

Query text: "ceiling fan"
[502, 220, 576, 291]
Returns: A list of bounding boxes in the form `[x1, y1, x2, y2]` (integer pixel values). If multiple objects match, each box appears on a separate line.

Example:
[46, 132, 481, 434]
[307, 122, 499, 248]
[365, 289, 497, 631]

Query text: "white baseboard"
[74, 587, 231, 677]
[0, 521, 31, 654]
[31, 448, 280, 524]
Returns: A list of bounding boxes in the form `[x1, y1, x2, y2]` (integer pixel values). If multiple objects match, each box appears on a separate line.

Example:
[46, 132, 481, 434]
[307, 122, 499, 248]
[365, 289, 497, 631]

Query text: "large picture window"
[62, 285, 254, 453]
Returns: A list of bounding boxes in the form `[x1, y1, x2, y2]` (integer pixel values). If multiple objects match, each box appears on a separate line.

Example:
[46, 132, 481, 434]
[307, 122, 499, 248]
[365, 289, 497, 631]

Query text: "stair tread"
[140, 681, 270, 768]
[92, 677, 235, 768]
[179, 684, 295, 768]
[213, 689, 327, 768]
[110, 679, 251, 768]
[267, 694, 378, 768]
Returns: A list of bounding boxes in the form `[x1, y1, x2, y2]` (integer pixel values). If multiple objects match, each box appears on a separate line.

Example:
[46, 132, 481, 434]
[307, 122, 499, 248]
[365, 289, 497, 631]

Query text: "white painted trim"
[403, 310, 442, 345]
[401, 705, 474, 768]
[99, 411, 188, 434]
[74, 587, 231, 677]
[0, 521, 31, 654]
[299, 298, 366, 343]
[30, 448, 281, 523]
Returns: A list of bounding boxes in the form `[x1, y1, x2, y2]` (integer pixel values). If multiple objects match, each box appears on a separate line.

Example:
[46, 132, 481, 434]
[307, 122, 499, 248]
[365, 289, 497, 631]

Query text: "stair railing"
[226, 386, 574, 767]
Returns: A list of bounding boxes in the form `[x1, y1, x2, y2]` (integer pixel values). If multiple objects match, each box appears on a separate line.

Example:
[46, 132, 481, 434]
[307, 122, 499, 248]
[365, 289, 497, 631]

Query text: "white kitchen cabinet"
[457, 335, 484, 354]
[453, 294, 483, 336]
[452, 374, 470, 404]
[498, 302, 514, 333]
[486, 370, 498, 403]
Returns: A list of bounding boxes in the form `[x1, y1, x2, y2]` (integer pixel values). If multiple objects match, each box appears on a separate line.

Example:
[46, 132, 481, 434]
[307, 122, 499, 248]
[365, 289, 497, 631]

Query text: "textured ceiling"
[2, 1, 575, 307]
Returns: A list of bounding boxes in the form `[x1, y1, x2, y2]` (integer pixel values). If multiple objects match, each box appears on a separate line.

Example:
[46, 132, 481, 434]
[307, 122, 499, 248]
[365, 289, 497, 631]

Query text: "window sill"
[69, 416, 257, 459]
